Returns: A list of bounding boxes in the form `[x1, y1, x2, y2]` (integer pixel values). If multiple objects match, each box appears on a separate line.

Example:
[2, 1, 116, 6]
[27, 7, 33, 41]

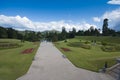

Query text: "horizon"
[0, 0, 120, 31]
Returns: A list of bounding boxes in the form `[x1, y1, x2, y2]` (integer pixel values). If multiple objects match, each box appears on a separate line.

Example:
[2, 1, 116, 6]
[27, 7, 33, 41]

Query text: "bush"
[0, 42, 22, 49]
[67, 42, 81, 47]
[101, 46, 115, 52]
[67, 42, 91, 49]
[101, 45, 120, 52]
[115, 45, 120, 51]
[84, 41, 90, 44]
[101, 41, 108, 46]
[81, 44, 91, 49]
[64, 39, 67, 42]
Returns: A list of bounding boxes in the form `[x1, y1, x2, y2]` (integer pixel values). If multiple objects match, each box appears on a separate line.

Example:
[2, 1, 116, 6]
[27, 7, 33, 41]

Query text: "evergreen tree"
[76, 30, 84, 36]
[102, 18, 109, 36]
[61, 27, 67, 40]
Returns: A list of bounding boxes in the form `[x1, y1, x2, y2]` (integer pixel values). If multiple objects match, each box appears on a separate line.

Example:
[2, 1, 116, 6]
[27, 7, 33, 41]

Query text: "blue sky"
[0, 0, 120, 31]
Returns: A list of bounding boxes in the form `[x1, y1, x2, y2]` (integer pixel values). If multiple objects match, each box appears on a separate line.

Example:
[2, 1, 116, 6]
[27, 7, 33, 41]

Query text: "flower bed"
[22, 48, 34, 54]
[61, 47, 71, 52]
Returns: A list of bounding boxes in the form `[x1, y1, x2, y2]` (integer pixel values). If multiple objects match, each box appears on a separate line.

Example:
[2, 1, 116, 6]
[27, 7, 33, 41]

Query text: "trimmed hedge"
[0, 42, 22, 49]
[101, 45, 120, 52]
[67, 42, 91, 49]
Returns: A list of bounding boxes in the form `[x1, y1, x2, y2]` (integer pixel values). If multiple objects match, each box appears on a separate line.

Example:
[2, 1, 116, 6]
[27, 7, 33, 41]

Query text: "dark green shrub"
[101, 45, 120, 52]
[84, 41, 90, 44]
[115, 45, 120, 51]
[101, 46, 115, 52]
[64, 39, 67, 42]
[0, 42, 22, 49]
[67, 42, 91, 49]
[101, 41, 108, 46]
[67, 42, 81, 47]
[81, 44, 91, 49]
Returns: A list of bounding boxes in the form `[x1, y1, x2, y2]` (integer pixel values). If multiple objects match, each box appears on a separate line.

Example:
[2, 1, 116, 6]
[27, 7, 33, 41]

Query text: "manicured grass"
[0, 39, 40, 80]
[55, 36, 120, 72]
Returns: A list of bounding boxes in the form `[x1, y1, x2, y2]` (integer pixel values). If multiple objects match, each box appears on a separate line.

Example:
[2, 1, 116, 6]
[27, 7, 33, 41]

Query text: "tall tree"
[102, 18, 109, 36]
[61, 27, 67, 40]
[72, 27, 76, 38]
[89, 26, 95, 36]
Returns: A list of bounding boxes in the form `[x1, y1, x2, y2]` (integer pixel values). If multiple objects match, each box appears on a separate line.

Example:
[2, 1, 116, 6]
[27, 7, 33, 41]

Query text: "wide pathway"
[17, 42, 115, 80]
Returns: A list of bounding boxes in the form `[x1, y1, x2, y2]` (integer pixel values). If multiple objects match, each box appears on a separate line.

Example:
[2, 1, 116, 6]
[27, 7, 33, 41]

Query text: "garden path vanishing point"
[17, 42, 115, 80]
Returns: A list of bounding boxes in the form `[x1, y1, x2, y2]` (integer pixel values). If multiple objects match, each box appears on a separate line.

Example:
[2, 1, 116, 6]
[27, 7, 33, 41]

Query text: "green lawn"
[55, 36, 120, 72]
[0, 39, 40, 80]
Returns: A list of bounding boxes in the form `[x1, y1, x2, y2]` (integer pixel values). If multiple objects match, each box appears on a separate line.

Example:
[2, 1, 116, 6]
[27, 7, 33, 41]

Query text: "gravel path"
[17, 42, 115, 80]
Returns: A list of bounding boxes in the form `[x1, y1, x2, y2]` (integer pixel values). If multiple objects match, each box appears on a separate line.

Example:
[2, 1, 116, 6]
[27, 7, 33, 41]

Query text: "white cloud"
[0, 15, 96, 32]
[107, 0, 120, 5]
[93, 17, 101, 22]
[93, 8, 120, 30]
[0, 15, 35, 30]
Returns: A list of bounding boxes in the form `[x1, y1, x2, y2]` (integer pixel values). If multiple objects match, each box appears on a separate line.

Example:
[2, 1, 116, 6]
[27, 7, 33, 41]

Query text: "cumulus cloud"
[93, 8, 120, 30]
[0, 15, 35, 30]
[93, 17, 101, 22]
[107, 0, 120, 5]
[0, 15, 96, 32]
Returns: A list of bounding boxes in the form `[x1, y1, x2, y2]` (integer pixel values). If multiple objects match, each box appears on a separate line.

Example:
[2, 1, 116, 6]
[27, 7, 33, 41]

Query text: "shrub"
[101, 45, 120, 52]
[81, 44, 91, 49]
[115, 45, 120, 51]
[0, 42, 22, 49]
[101, 46, 115, 52]
[84, 41, 90, 44]
[64, 39, 67, 42]
[101, 41, 108, 46]
[67, 42, 91, 49]
[67, 42, 81, 47]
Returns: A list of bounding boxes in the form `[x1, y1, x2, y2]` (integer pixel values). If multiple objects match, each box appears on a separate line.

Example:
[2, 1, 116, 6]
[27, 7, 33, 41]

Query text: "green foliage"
[67, 42, 91, 49]
[102, 18, 109, 36]
[64, 39, 67, 42]
[0, 26, 41, 41]
[101, 45, 120, 52]
[76, 36, 120, 44]
[0, 39, 23, 49]
[61, 27, 67, 40]
[0, 42, 22, 49]
[84, 41, 90, 44]
[101, 46, 116, 52]
[81, 44, 91, 49]
[0, 26, 8, 38]
[101, 41, 108, 46]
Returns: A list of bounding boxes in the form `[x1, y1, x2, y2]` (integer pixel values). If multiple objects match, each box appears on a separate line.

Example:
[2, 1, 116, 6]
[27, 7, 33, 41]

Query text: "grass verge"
[0, 39, 40, 80]
[54, 36, 120, 72]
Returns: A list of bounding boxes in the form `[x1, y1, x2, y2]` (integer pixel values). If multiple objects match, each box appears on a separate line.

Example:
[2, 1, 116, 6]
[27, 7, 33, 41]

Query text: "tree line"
[0, 27, 42, 42]
[0, 18, 120, 42]
[44, 18, 120, 42]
